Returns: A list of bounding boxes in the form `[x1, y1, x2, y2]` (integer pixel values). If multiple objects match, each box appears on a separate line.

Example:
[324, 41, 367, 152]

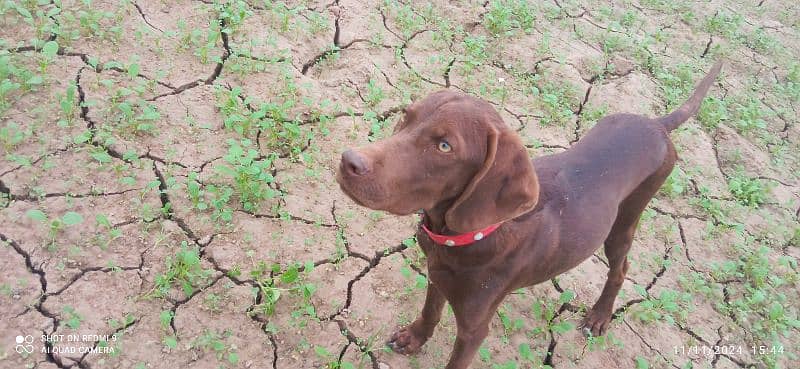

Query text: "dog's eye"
[437, 141, 452, 153]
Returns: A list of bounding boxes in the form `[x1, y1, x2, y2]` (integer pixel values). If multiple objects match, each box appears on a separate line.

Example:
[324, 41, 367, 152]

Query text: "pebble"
[378, 363, 390, 369]
[198, 235, 212, 245]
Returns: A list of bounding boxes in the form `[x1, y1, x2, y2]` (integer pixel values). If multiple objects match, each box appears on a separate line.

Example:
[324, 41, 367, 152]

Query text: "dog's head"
[336, 90, 539, 233]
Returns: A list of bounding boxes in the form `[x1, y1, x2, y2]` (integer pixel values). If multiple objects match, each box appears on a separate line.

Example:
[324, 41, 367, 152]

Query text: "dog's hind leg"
[580, 144, 677, 336]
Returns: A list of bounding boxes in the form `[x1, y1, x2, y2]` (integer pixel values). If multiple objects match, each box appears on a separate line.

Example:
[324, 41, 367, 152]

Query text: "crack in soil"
[0, 233, 68, 367]
[701, 35, 714, 58]
[443, 58, 455, 87]
[0, 146, 72, 177]
[9, 187, 144, 202]
[237, 209, 337, 228]
[676, 322, 753, 368]
[395, 30, 446, 87]
[611, 213, 694, 320]
[551, 0, 588, 19]
[334, 319, 379, 369]
[74, 315, 140, 368]
[145, 14, 232, 101]
[268, 333, 278, 369]
[132, 1, 164, 34]
[570, 84, 593, 143]
[323, 242, 408, 321]
[623, 320, 683, 369]
[300, 6, 380, 76]
[166, 273, 225, 338]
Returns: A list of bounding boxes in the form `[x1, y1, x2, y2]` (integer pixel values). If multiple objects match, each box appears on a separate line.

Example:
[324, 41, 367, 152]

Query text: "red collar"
[421, 218, 502, 247]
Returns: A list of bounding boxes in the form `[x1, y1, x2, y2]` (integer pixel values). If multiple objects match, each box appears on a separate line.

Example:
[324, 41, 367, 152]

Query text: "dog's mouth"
[336, 167, 421, 216]
[335, 166, 378, 209]
[337, 179, 369, 208]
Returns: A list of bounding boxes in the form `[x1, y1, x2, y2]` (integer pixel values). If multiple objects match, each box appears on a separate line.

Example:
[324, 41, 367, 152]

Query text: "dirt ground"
[1, 0, 799, 368]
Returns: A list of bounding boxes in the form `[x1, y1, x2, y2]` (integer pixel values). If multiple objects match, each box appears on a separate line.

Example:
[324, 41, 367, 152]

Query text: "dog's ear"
[445, 127, 539, 233]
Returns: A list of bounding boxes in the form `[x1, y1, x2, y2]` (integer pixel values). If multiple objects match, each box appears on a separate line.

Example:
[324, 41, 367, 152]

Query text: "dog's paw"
[579, 309, 613, 337]
[386, 326, 426, 355]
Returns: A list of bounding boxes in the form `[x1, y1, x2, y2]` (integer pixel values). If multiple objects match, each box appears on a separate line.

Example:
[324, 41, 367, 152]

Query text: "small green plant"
[497, 308, 524, 343]
[388, 2, 426, 39]
[150, 242, 213, 298]
[257, 103, 311, 158]
[58, 3, 123, 43]
[57, 82, 78, 127]
[314, 345, 356, 369]
[777, 63, 799, 102]
[206, 184, 235, 223]
[26, 209, 84, 249]
[461, 35, 489, 73]
[159, 310, 178, 349]
[102, 79, 162, 136]
[186, 171, 207, 210]
[62, 305, 84, 329]
[656, 63, 698, 110]
[38, 39, 57, 67]
[364, 110, 393, 141]
[249, 261, 317, 319]
[708, 243, 800, 368]
[660, 166, 689, 198]
[213, 0, 252, 33]
[704, 9, 743, 39]
[399, 264, 427, 294]
[690, 186, 727, 222]
[0, 121, 30, 152]
[484, 0, 535, 36]
[697, 96, 729, 130]
[630, 286, 692, 325]
[534, 83, 577, 126]
[93, 214, 121, 250]
[732, 97, 768, 134]
[728, 173, 767, 207]
[485, 0, 518, 37]
[191, 329, 240, 366]
[364, 78, 385, 107]
[215, 85, 259, 136]
[214, 139, 278, 212]
[530, 289, 576, 337]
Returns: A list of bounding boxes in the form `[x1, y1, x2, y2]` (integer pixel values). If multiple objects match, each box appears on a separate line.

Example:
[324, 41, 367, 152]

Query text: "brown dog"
[336, 62, 722, 369]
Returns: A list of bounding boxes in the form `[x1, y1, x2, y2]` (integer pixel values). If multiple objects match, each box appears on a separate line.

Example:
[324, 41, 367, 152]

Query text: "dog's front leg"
[387, 282, 446, 354]
[444, 300, 497, 369]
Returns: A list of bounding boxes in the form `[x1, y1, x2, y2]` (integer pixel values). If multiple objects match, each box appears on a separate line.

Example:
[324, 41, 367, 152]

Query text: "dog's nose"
[341, 149, 369, 176]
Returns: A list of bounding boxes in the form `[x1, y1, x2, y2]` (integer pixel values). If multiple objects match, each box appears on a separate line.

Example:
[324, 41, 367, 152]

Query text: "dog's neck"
[422, 205, 450, 234]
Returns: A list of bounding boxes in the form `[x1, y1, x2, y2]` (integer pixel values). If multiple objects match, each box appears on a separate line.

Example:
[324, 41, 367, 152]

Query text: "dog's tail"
[657, 61, 723, 132]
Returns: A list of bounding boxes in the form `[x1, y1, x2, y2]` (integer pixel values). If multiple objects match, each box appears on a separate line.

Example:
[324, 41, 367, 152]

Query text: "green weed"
[26, 209, 84, 249]
[727, 172, 767, 207]
[660, 166, 689, 198]
[630, 286, 692, 325]
[249, 261, 317, 320]
[314, 345, 357, 369]
[150, 241, 213, 298]
[0, 121, 31, 152]
[92, 214, 121, 250]
[697, 96, 729, 130]
[732, 97, 768, 134]
[191, 329, 240, 366]
[62, 305, 84, 329]
[214, 138, 278, 212]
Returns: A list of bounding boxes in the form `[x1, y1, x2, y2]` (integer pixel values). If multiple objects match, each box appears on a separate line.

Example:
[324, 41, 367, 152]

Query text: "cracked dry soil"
[1, 0, 799, 369]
